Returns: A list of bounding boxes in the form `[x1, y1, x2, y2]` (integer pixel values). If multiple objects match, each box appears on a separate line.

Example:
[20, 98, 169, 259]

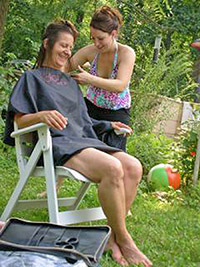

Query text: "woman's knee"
[117, 153, 142, 183]
[103, 158, 124, 187]
[127, 157, 143, 183]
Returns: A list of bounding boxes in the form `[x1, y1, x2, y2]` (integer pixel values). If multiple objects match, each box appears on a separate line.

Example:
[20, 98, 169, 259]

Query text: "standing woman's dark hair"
[90, 5, 123, 34]
[35, 19, 79, 68]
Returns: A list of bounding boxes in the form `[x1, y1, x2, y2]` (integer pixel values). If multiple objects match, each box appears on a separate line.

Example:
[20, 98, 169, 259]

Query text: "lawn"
[0, 144, 200, 267]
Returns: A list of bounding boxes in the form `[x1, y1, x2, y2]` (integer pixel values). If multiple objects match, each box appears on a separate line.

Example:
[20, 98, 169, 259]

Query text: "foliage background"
[1, 0, 200, 182]
[1, 0, 200, 102]
[0, 1, 200, 266]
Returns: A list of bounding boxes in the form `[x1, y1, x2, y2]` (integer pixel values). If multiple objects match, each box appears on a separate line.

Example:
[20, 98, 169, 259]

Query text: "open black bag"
[0, 218, 111, 267]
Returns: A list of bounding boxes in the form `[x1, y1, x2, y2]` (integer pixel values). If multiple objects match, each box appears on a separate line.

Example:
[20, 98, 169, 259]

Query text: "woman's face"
[90, 27, 115, 53]
[44, 32, 74, 70]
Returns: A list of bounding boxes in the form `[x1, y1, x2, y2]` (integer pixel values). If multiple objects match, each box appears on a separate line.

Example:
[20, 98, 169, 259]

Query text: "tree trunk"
[0, 0, 10, 54]
[76, 10, 84, 25]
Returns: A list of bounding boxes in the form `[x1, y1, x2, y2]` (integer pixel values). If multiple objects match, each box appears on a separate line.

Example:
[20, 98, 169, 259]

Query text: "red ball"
[148, 164, 181, 190]
[165, 165, 181, 190]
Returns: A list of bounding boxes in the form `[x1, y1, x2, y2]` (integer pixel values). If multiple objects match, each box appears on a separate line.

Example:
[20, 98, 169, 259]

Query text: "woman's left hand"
[111, 121, 133, 136]
[71, 65, 92, 84]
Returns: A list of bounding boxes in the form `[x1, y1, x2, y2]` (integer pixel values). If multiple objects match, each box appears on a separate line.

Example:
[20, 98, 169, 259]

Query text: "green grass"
[0, 144, 200, 267]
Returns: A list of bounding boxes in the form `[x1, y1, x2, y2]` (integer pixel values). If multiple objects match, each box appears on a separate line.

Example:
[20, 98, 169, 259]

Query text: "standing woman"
[69, 5, 135, 151]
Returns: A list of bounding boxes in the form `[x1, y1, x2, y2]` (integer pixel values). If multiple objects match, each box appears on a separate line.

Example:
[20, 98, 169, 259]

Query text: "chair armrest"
[11, 123, 49, 138]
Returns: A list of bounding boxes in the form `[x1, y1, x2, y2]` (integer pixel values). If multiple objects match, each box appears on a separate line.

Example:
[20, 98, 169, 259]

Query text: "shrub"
[127, 132, 173, 177]
[170, 119, 199, 185]
[130, 47, 197, 134]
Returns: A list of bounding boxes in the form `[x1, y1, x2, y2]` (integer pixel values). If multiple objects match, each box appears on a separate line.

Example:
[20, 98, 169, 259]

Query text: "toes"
[112, 255, 128, 266]
[142, 254, 153, 267]
[0, 222, 5, 230]
[119, 257, 129, 266]
[145, 258, 153, 267]
[141, 258, 153, 267]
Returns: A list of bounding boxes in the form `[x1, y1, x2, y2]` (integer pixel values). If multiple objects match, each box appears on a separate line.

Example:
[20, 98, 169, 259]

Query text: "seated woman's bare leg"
[106, 151, 152, 267]
[105, 151, 143, 265]
[64, 148, 152, 267]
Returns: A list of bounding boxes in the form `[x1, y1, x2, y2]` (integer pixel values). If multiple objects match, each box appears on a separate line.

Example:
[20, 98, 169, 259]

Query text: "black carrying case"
[0, 218, 111, 267]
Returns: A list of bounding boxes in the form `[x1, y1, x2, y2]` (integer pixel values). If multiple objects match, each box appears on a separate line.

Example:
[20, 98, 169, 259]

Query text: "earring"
[113, 37, 117, 45]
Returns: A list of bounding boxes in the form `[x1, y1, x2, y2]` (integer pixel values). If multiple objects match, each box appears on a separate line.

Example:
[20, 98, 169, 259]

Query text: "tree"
[0, 0, 10, 54]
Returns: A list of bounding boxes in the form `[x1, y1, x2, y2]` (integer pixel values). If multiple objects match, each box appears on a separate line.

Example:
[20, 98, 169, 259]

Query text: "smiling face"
[90, 27, 116, 53]
[43, 32, 74, 71]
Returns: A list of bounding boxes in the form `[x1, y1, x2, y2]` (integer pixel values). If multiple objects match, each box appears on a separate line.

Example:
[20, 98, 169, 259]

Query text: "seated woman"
[4, 19, 152, 267]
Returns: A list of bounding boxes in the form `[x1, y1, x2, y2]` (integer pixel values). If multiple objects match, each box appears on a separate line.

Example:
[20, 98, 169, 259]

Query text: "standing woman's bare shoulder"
[118, 43, 136, 64]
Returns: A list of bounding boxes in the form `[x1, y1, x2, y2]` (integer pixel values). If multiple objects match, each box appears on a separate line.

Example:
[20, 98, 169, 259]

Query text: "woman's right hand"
[40, 110, 67, 130]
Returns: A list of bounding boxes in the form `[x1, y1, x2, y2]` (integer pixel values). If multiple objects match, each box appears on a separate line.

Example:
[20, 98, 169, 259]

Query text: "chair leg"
[69, 183, 91, 210]
[1, 141, 43, 221]
[43, 150, 60, 223]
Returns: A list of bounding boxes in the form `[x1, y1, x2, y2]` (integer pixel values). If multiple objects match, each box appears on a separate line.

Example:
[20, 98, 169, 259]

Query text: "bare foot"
[106, 232, 129, 266]
[37, 189, 48, 198]
[37, 177, 64, 198]
[117, 233, 152, 267]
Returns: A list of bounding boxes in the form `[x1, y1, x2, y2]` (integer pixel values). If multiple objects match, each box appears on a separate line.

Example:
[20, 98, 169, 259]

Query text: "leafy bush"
[127, 132, 173, 177]
[0, 55, 24, 140]
[0, 65, 17, 113]
[0, 54, 33, 114]
[127, 117, 200, 187]
[130, 46, 197, 134]
[170, 119, 199, 185]
[134, 47, 196, 100]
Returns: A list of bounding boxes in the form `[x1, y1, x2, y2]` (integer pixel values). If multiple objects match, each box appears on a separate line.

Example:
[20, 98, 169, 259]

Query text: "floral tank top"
[86, 50, 131, 110]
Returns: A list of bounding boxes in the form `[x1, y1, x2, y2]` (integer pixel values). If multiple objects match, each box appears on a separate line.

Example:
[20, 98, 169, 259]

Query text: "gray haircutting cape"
[4, 67, 119, 166]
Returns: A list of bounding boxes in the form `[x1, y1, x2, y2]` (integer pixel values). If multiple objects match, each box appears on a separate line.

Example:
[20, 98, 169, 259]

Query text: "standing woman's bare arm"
[116, 46, 136, 89]
[67, 45, 94, 72]
[71, 45, 136, 92]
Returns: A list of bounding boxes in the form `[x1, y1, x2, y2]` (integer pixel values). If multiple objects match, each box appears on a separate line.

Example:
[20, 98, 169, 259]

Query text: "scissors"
[54, 237, 79, 249]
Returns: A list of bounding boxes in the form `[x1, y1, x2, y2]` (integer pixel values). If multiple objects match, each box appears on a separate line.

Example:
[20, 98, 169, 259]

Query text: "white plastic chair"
[1, 122, 106, 224]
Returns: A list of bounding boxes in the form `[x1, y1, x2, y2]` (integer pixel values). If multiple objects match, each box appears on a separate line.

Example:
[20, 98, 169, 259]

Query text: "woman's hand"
[40, 110, 67, 130]
[111, 121, 133, 136]
[71, 65, 92, 85]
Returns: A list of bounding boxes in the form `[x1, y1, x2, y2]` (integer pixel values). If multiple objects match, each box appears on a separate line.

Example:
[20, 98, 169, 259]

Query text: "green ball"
[148, 164, 170, 191]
